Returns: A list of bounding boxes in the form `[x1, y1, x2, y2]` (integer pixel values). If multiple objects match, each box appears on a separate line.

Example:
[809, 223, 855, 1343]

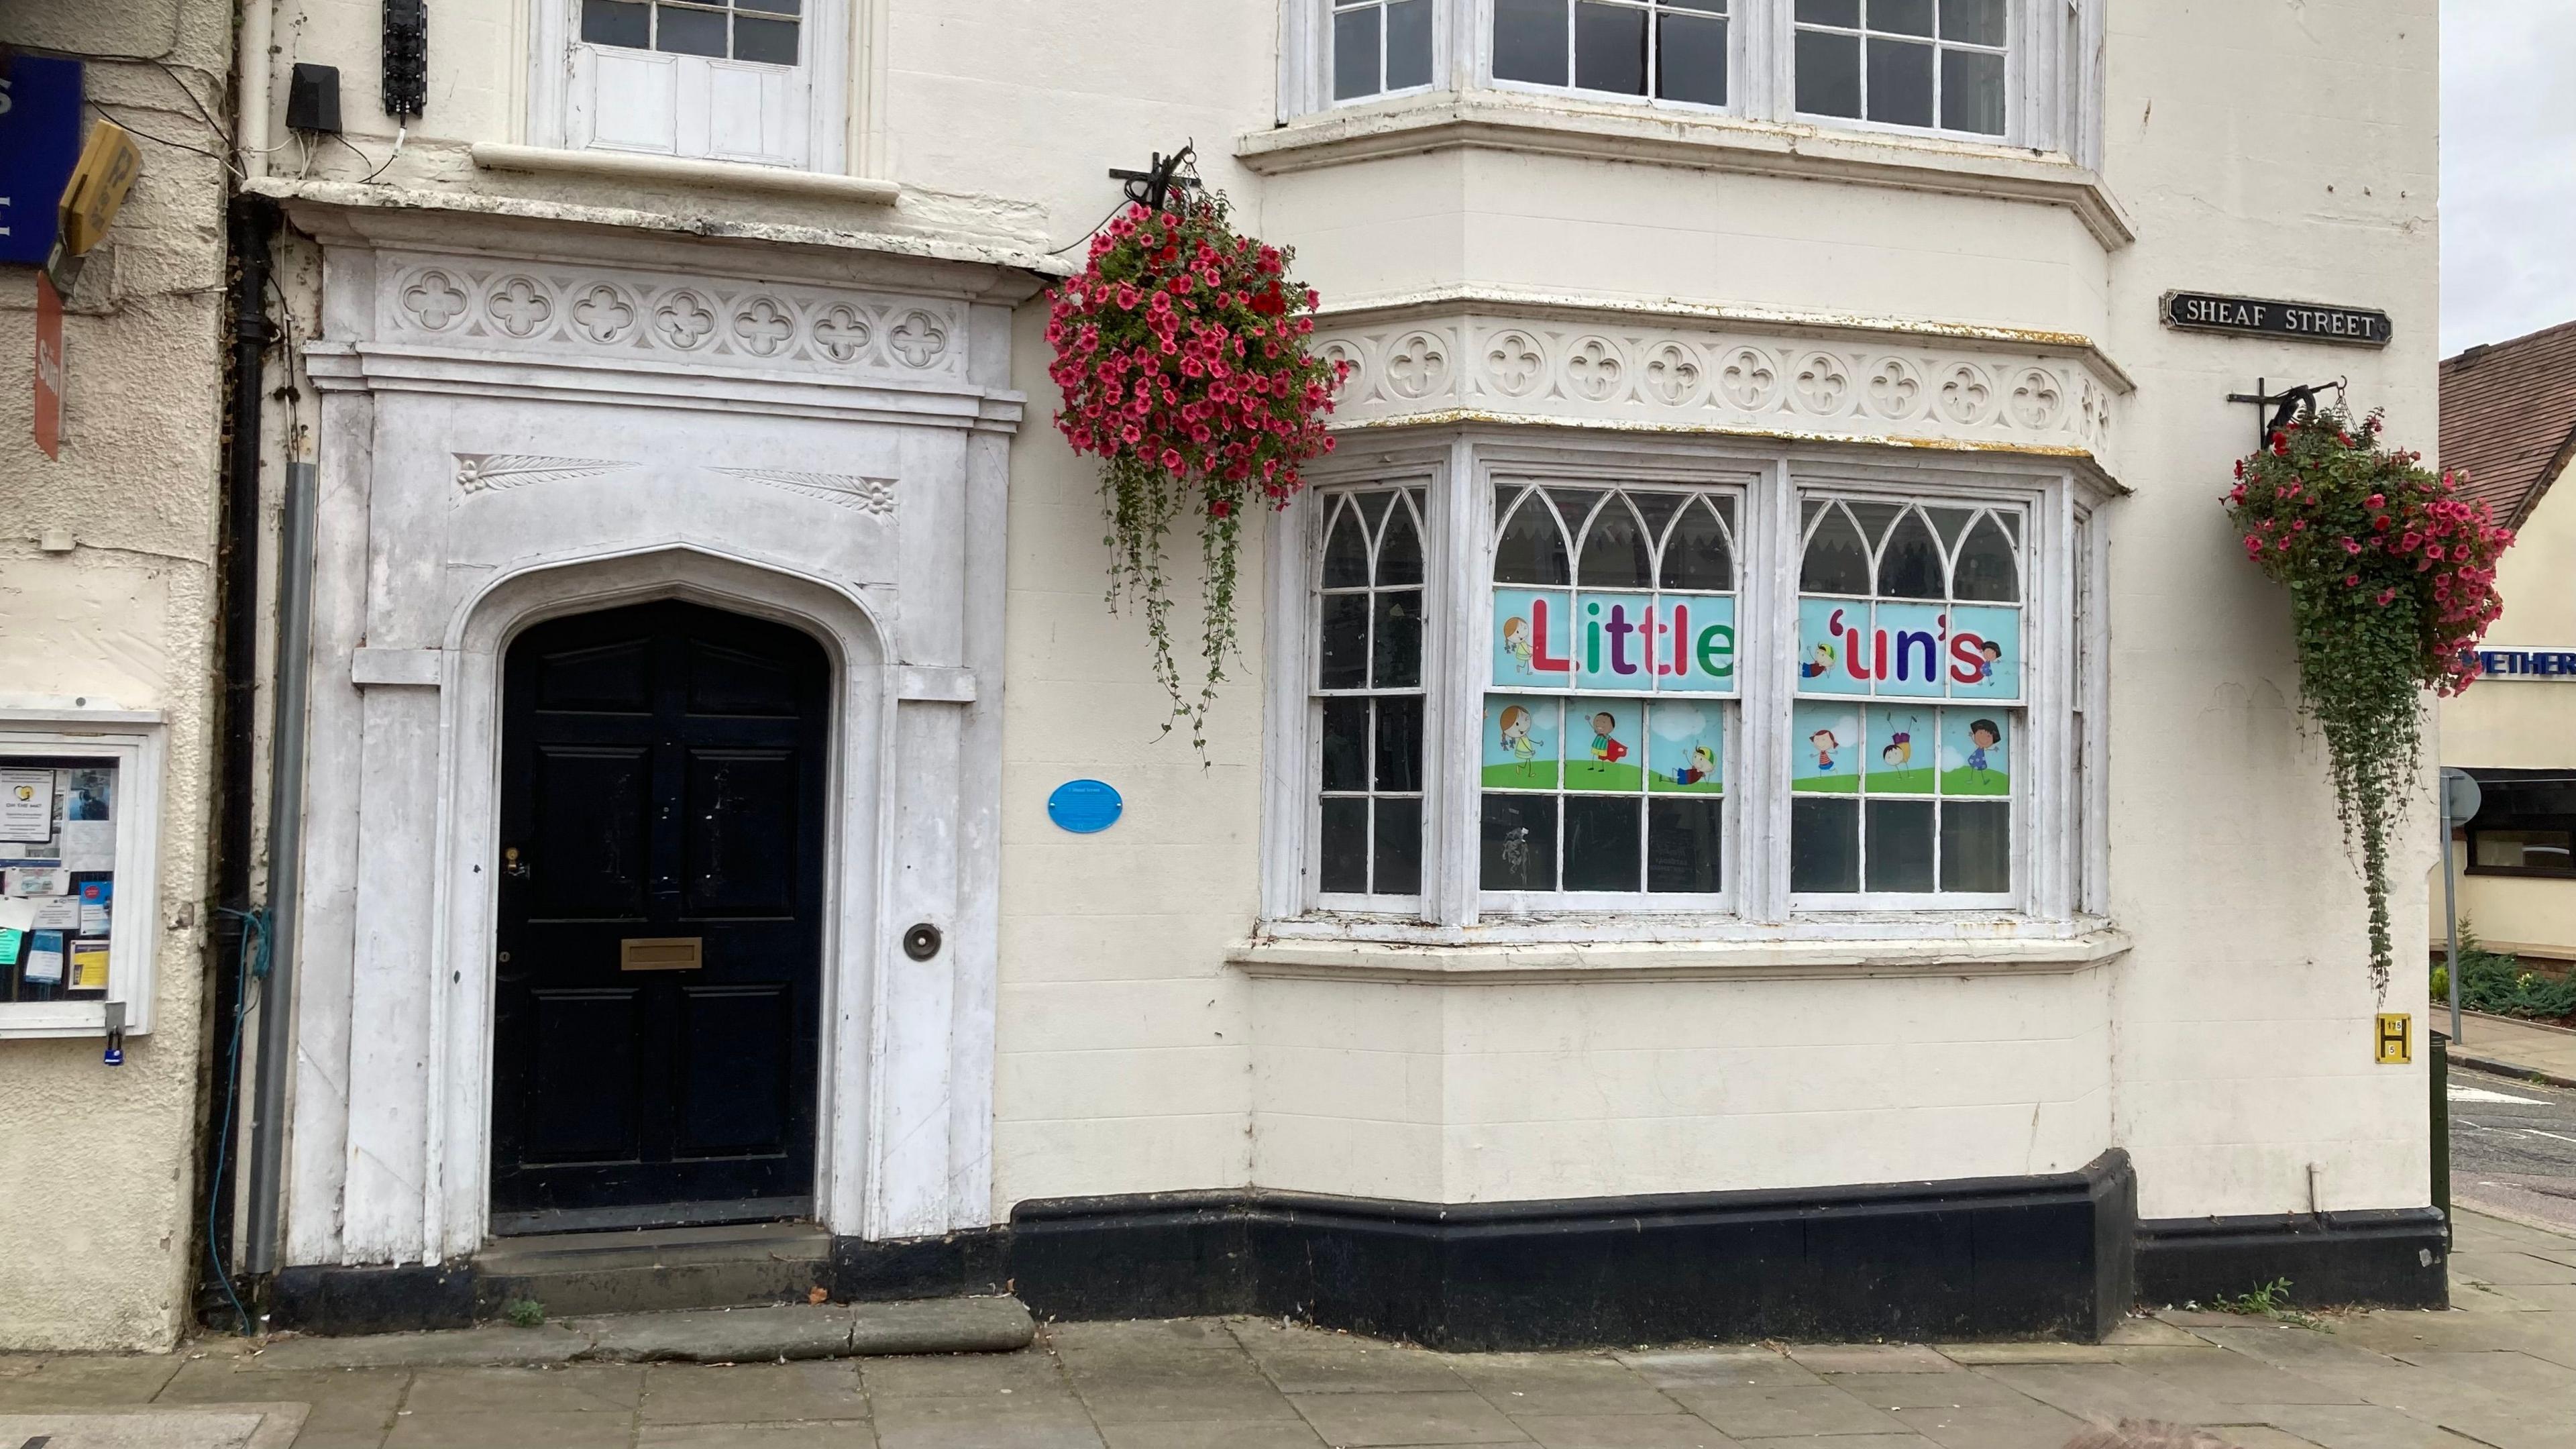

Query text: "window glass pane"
[1334, 6, 1383, 101]
[1647, 797, 1723, 892]
[1319, 594, 1369, 689]
[1866, 36, 1935, 125]
[1387, 0, 1436, 89]
[1666, 0, 1726, 11]
[1939, 0, 2004, 46]
[1941, 46, 2006, 134]
[1375, 696, 1424, 793]
[1563, 796, 1642, 890]
[1939, 800, 2010, 891]
[1574, 0, 1648, 95]
[1658, 12, 1728, 105]
[1953, 513, 2019, 601]
[1925, 505, 1972, 549]
[1864, 799, 1935, 890]
[1794, 29, 1862, 116]
[656, 5, 729, 56]
[1846, 499, 1901, 545]
[1660, 497, 1734, 590]
[1495, 0, 1572, 85]
[1791, 797, 1860, 891]
[1868, 0, 1935, 36]
[582, 0, 651, 48]
[1798, 0, 1860, 23]
[1320, 797, 1369, 893]
[1483, 793, 1559, 890]
[1487, 696, 1561, 790]
[1631, 491, 1684, 539]
[1493, 492, 1572, 584]
[1567, 702, 1641, 791]
[1877, 510, 1943, 598]
[1322, 500, 1371, 587]
[1578, 498, 1654, 588]
[1378, 499, 1425, 586]
[1372, 590, 1423, 688]
[734, 15, 798, 64]
[739, 0, 800, 11]
[1321, 700, 1369, 792]
[1375, 800, 1422, 894]
[1801, 504, 1872, 593]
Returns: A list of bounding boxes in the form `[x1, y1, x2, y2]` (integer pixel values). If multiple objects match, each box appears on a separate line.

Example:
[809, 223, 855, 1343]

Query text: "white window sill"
[1236, 90, 2134, 251]
[470, 144, 901, 207]
[0, 1002, 132, 1041]
[1229, 926, 2129, 984]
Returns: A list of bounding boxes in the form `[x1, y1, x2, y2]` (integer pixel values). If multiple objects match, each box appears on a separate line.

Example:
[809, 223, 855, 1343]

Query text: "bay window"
[1276, 440, 2099, 930]
[1290, 0, 2094, 155]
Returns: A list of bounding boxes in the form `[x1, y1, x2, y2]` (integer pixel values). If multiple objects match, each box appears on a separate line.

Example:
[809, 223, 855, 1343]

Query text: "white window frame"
[528, 0, 855, 173]
[1261, 433, 2104, 936]
[1307, 477, 1440, 917]
[1281, 0, 2101, 162]
[0, 706, 168, 1040]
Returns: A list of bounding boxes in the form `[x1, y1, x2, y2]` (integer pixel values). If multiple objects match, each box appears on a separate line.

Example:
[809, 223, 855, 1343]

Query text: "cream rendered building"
[170, 0, 2449, 1347]
[2436, 321, 2576, 964]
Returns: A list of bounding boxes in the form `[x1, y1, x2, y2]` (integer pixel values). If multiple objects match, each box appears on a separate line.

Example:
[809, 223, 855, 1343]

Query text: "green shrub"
[2447, 924, 2576, 1020]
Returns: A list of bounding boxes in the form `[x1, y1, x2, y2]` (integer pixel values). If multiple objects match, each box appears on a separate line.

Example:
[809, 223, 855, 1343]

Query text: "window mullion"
[1437, 437, 1483, 926]
[1752, 458, 1796, 921]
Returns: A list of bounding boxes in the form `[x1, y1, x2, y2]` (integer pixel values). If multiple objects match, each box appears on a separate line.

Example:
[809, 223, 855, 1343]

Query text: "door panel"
[579, 48, 681, 154]
[492, 600, 829, 1227]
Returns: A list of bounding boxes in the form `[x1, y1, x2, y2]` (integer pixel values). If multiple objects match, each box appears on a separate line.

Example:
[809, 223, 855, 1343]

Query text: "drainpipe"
[244, 453, 313, 1277]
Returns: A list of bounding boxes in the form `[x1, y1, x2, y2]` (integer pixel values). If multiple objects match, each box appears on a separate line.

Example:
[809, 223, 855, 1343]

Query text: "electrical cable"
[85, 99, 240, 177]
[207, 906, 269, 1337]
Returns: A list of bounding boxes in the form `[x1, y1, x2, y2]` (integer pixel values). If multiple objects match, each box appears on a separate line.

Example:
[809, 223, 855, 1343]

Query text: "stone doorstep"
[231, 1297, 1032, 1371]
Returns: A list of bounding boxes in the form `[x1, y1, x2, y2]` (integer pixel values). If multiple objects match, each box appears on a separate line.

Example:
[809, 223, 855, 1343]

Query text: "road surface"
[2450, 1066, 2576, 1232]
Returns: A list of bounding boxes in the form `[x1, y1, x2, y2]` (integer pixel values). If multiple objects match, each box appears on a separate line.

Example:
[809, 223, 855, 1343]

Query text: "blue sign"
[1, 56, 84, 266]
[1046, 779, 1124, 835]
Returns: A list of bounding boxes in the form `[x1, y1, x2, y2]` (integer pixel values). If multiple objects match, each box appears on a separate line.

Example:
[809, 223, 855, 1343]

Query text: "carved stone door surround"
[278, 199, 1039, 1267]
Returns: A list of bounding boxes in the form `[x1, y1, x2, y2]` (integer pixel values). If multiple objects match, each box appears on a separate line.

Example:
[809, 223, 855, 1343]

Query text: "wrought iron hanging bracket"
[1108, 145, 1201, 211]
[2226, 375, 2349, 451]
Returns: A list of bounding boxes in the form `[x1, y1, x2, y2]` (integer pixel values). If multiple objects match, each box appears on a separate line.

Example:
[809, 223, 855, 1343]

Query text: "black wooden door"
[491, 600, 828, 1230]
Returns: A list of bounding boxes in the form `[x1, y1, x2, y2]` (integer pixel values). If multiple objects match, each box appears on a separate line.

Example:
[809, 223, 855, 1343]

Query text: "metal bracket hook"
[1108, 144, 1201, 212]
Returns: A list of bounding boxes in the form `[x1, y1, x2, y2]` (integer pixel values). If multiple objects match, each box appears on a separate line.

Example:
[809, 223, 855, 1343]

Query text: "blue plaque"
[0, 56, 84, 266]
[1046, 779, 1123, 835]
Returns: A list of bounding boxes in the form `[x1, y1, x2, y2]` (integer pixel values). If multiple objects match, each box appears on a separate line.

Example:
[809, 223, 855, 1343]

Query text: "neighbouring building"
[3, 0, 2449, 1351]
[0, 2, 241, 1349]
[2436, 320, 2576, 965]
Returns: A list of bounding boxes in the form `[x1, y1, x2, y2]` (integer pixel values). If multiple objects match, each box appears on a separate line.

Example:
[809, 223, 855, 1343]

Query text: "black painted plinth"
[1008, 1151, 2141, 1350]
[2135, 1207, 2449, 1311]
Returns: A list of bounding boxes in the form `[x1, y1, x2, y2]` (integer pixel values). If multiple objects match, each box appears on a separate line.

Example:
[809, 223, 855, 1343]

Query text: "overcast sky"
[2443, 1, 2576, 356]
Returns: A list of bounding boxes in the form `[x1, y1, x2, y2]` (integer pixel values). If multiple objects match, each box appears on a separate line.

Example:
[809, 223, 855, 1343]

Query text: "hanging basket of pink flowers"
[2224, 403, 2514, 997]
[1046, 186, 1350, 752]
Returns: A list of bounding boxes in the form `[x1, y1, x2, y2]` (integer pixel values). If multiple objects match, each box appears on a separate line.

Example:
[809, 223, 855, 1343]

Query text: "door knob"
[503, 846, 531, 881]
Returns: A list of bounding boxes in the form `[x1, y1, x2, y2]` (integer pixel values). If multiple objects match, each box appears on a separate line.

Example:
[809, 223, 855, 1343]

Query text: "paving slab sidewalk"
[2447, 1010, 2576, 1088]
[3, 1212, 2573, 1448]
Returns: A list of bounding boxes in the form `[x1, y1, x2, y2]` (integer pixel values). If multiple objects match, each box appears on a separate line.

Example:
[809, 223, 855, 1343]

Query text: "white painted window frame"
[528, 0, 857, 173]
[1261, 433, 2107, 936]
[0, 706, 167, 1040]
[1281, 0, 2102, 163]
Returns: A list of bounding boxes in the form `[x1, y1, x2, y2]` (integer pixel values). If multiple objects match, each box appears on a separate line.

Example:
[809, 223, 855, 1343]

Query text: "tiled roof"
[2440, 317, 2576, 528]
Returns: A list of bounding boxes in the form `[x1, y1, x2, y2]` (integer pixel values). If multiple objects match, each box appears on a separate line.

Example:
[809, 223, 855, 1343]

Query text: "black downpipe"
[199, 196, 276, 1322]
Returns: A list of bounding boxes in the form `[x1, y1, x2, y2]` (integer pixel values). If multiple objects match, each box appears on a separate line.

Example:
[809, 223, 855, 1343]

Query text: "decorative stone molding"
[710, 468, 898, 515]
[1316, 304, 2121, 467]
[453, 454, 639, 493]
[380, 251, 969, 384]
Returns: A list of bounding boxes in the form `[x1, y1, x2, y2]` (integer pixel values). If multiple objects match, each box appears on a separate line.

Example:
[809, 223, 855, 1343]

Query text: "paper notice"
[78, 879, 111, 936]
[0, 926, 20, 967]
[28, 896, 79, 930]
[4, 867, 70, 898]
[59, 766, 114, 822]
[0, 769, 53, 842]
[67, 938, 108, 990]
[0, 898, 36, 933]
[23, 930, 64, 985]
[61, 820, 115, 872]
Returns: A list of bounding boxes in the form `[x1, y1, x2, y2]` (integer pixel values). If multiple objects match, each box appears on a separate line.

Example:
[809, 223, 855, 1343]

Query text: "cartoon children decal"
[1809, 728, 1840, 771]
[1590, 710, 1629, 765]
[1498, 704, 1539, 765]
[1501, 614, 1534, 672]
[1972, 639, 2002, 683]
[1965, 718, 2001, 774]
[1673, 745, 1718, 787]
[1800, 642, 1837, 679]
[1881, 726, 1913, 769]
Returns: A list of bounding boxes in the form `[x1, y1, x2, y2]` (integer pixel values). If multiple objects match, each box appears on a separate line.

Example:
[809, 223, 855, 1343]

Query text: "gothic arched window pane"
[1323, 496, 1371, 588]
[1493, 490, 1571, 585]
[1801, 503, 1872, 594]
[1378, 494, 1425, 586]
[1877, 508, 1945, 599]
[1660, 496, 1735, 590]
[1953, 513, 2021, 602]
[1578, 496, 1654, 588]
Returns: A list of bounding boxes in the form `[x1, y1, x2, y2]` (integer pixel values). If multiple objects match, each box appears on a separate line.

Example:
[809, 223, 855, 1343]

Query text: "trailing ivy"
[2225, 407, 2512, 997]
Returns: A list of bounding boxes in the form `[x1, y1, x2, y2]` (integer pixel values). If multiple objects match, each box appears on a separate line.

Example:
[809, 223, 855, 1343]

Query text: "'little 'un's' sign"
[2163, 291, 2392, 347]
